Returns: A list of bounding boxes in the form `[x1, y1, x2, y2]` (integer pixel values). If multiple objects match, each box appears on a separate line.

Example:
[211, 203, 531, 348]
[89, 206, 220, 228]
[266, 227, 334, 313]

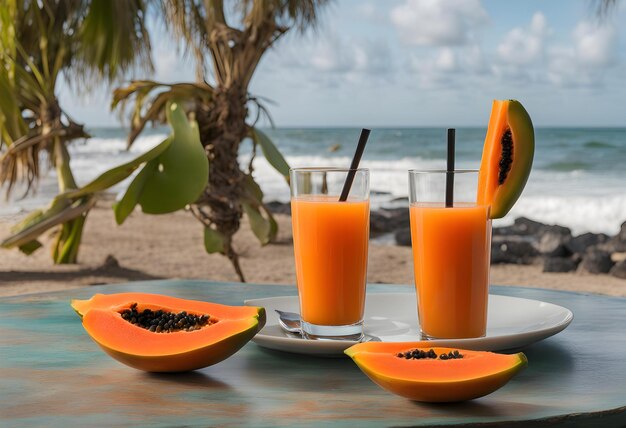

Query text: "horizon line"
[83, 124, 626, 130]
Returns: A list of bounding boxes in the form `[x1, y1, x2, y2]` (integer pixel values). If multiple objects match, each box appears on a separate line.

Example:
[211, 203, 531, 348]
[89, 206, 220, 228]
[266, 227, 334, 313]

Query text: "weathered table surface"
[1, 280, 625, 427]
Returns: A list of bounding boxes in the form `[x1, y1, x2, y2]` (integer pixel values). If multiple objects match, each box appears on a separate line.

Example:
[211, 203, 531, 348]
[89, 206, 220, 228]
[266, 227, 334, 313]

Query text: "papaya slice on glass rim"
[477, 99, 534, 219]
[345, 342, 527, 402]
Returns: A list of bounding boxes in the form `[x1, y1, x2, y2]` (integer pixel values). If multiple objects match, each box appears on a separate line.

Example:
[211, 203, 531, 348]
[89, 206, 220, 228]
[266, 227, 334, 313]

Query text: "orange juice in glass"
[290, 168, 369, 340]
[408, 170, 491, 339]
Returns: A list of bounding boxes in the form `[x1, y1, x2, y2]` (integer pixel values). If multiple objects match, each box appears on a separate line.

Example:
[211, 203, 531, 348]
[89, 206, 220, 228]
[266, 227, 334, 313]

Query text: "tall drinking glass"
[408, 170, 491, 339]
[290, 168, 370, 340]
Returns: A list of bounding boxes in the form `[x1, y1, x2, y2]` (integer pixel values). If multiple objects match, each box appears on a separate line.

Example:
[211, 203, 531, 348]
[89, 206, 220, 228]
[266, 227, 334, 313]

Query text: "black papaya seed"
[121, 307, 215, 333]
[498, 129, 513, 185]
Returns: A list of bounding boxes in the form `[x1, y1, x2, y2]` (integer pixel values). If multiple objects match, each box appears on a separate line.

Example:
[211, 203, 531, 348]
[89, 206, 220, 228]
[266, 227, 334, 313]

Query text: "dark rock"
[491, 236, 539, 264]
[609, 260, 626, 279]
[390, 196, 409, 203]
[566, 232, 610, 255]
[616, 220, 626, 240]
[493, 218, 538, 236]
[580, 249, 615, 274]
[543, 257, 579, 273]
[371, 208, 410, 235]
[545, 243, 571, 258]
[510, 217, 546, 235]
[541, 223, 572, 236]
[493, 217, 571, 237]
[265, 201, 291, 215]
[536, 231, 572, 257]
[370, 212, 390, 235]
[606, 221, 626, 252]
[572, 252, 584, 265]
[491, 225, 518, 236]
[394, 227, 411, 247]
[102, 255, 119, 269]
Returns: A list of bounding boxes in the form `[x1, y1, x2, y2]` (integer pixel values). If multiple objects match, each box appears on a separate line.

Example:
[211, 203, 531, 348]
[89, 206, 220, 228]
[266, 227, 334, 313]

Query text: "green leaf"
[204, 227, 225, 254]
[79, 0, 152, 81]
[241, 174, 264, 203]
[250, 128, 290, 182]
[136, 101, 209, 214]
[263, 206, 279, 243]
[1, 197, 95, 249]
[18, 240, 42, 255]
[241, 174, 278, 244]
[243, 202, 271, 245]
[114, 156, 159, 224]
[9, 208, 46, 233]
[63, 137, 172, 200]
[54, 215, 86, 264]
[0, 69, 28, 140]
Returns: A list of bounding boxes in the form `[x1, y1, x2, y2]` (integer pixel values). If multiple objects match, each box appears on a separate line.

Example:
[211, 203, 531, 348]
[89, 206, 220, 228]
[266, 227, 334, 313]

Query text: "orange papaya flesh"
[73, 293, 265, 372]
[345, 343, 527, 402]
[71, 292, 260, 321]
[477, 99, 534, 219]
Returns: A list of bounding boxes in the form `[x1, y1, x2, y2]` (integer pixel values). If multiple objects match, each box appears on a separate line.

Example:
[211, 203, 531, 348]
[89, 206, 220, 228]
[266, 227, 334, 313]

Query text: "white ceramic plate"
[244, 293, 573, 356]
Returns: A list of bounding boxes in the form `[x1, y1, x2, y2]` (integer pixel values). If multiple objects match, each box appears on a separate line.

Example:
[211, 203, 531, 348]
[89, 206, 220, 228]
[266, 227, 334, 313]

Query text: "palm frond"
[77, 0, 153, 83]
[240, 0, 329, 33]
[0, 0, 154, 197]
[593, 0, 618, 19]
[113, 80, 214, 147]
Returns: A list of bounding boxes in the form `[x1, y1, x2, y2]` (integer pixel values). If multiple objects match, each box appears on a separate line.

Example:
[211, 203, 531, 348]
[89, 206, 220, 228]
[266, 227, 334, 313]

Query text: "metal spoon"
[275, 309, 379, 342]
[275, 309, 302, 333]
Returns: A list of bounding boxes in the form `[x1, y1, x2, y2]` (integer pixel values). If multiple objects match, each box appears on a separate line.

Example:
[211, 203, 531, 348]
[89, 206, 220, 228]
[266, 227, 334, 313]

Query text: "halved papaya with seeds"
[345, 342, 527, 402]
[71, 292, 261, 319]
[72, 293, 265, 372]
[477, 100, 534, 219]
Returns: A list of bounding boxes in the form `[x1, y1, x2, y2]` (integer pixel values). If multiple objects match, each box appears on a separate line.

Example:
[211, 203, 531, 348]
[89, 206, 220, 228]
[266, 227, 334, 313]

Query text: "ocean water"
[1, 127, 625, 235]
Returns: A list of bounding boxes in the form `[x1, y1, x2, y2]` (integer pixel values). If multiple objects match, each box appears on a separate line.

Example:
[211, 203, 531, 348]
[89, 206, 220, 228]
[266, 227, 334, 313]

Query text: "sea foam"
[1, 132, 624, 236]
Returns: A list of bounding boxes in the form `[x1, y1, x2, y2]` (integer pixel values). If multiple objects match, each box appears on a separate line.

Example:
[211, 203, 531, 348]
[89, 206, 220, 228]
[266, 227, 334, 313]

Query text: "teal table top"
[1, 280, 625, 427]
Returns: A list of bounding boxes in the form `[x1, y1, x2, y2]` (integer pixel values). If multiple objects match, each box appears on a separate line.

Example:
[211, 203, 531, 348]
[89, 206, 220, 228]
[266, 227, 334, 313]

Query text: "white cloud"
[309, 34, 354, 72]
[309, 33, 392, 77]
[465, 44, 488, 73]
[408, 47, 477, 89]
[545, 19, 617, 87]
[573, 20, 617, 67]
[390, 0, 488, 46]
[497, 12, 549, 66]
[494, 12, 619, 88]
[546, 46, 586, 87]
[406, 42, 494, 89]
[357, 2, 376, 19]
[434, 48, 458, 72]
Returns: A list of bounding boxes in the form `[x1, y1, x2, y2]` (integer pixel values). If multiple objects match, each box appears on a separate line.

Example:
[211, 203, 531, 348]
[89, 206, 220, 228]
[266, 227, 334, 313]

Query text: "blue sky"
[59, 0, 626, 127]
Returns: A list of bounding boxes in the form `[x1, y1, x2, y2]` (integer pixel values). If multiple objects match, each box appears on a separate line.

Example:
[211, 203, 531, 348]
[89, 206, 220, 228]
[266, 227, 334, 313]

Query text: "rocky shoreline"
[266, 201, 626, 280]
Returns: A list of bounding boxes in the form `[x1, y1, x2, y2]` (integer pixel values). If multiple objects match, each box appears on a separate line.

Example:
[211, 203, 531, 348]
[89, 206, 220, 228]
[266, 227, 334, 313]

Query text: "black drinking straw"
[339, 128, 371, 201]
[445, 128, 455, 208]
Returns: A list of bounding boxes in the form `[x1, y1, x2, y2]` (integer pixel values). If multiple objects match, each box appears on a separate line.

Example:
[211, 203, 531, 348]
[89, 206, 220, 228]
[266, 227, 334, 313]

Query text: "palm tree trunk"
[47, 99, 85, 264]
[54, 138, 77, 191]
[195, 87, 249, 281]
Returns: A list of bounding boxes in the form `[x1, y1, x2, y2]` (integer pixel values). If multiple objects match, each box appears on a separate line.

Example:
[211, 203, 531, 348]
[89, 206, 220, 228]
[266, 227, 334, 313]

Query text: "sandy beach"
[0, 199, 623, 298]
